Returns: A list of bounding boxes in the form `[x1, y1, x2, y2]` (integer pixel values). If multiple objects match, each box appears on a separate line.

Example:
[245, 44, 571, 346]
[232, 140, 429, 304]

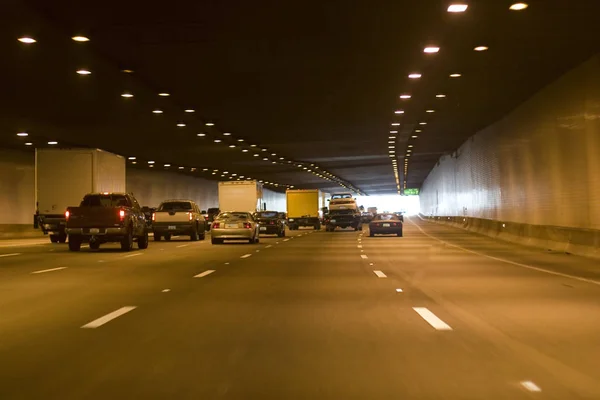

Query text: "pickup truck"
[65, 192, 149, 251]
[152, 199, 206, 241]
[324, 209, 362, 232]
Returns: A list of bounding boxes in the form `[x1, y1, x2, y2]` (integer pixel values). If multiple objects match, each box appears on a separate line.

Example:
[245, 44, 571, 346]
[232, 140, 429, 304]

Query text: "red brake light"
[204, 216, 209, 221]
[65, 210, 70, 220]
[119, 209, 125, 221]
[152, 213, 155, 222]
[243, 222, 252, 229]
[212, 222, 220, 229]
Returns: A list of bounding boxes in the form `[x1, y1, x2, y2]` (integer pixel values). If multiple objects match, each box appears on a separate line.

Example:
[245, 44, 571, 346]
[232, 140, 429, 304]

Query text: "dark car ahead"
[254, 211, 286, 237]
[369, 213, 403, 237]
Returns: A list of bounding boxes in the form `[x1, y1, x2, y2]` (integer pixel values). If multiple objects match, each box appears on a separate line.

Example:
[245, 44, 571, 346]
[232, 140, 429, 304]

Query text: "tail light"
[204, 215, 209, 221]
[269, 221, 274, 225]
[212, 222, 220, 229]
[243, 222, 252, 229]
[65, 210, 70, 220]
[188, 212, 193, 221]
[152, 213, 156, 222]
[119, 209, 125, 221]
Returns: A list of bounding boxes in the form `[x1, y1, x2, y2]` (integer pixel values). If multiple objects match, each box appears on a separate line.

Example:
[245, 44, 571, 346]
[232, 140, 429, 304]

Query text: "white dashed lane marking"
[176, 244, 189, 248]
[266, 245, 273, 248]
[0, 253, 21, 258]
[31, 267, 67, 274]
[123, 253, 142, 258]
[373, 270, 387, 278]
[413, 307, 453, 331]
[241, 254, 252, 259]
[81, 306, 137, 329]
[520, 381, 541, 392]
[194, 270, 216, 278]
[360, 255, 368, 259]
[283, 239, 290, 242]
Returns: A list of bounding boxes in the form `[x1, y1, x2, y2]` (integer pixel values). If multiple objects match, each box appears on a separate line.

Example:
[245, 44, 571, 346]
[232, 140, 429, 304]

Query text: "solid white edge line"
[413, 307, 453, 331]
[373, 270, 387, 278]
[123, 253, 142, 258]
[241, 254, 252, 259]
[283, 239, 290, 242]
[31, 267, 67, 274]
[81, 306, 137, 329]
[194, 270, 216, 278]
[176, 244, 189, 248]
[266, 245, 273, 248]
[413, 217, 600, 286]
[520, 381, 542, 392]
[0, 253, 21, 258]
[360, 254, 368, 259]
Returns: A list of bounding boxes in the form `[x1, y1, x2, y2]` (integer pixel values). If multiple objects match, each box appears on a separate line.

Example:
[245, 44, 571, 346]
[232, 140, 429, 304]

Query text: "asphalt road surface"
[1, 218, 599, 399]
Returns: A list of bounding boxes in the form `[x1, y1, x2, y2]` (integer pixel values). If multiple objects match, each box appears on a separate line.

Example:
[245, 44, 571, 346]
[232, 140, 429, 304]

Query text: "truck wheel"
[255, 235, 260, 244]
[190, 226, 199, 241]
[121, 229, 134, 251]
[153, 233, 161, 241]
[90, 242, 100, 250]
[164, 234, 172, 241]
[314, 224, 320, 230]
[370, 232, 375, 237]
[397, 230, 403, 237]
[138, 231, 149, 249]
[68, 236, 82, 251]
[50, 234, 59, 243]
[199, 229, 206, 240]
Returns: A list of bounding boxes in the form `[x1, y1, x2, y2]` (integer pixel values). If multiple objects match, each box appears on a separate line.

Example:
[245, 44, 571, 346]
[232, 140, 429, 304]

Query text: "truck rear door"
[154, 202, 194, 223]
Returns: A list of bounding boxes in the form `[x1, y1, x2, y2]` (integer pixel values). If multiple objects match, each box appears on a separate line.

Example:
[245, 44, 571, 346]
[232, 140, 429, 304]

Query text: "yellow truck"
[286, 189, 324, 230]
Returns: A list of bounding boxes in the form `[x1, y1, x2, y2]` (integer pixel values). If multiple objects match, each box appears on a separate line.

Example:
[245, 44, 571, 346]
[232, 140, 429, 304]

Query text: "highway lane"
[0, 222, 599, 398]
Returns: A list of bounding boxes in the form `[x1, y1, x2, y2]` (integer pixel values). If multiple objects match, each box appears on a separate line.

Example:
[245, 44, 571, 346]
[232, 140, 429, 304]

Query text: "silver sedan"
[210, 211, 260, 244]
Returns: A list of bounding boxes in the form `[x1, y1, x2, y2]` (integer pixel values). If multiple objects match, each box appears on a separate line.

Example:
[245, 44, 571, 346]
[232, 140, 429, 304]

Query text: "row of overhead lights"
[16, 34, 364, 194]
[388, 2, 529, 194]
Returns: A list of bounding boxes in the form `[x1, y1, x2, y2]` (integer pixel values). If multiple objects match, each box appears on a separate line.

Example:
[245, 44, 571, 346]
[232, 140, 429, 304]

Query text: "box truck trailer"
[34, 148, 126, 243]
[218, 180, 263, 213]
[286, 189, 324, 230]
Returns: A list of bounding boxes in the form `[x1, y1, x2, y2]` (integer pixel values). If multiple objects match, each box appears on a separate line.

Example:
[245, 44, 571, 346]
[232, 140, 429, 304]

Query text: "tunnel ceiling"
[1, 0, 599, 195]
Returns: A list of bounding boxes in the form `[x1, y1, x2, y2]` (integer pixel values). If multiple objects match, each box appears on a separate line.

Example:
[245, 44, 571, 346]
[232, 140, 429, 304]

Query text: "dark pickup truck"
[324, 209, 362, 232]
[65, 192, 149, 251]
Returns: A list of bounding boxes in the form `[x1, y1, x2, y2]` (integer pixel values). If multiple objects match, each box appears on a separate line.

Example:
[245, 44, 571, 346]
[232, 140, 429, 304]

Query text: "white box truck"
[34, 148, 126, 243]
[218, 181, 263, 213]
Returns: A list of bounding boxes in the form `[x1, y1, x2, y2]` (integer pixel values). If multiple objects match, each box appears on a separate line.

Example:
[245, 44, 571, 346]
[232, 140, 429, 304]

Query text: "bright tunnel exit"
[354, 194, 420, 216]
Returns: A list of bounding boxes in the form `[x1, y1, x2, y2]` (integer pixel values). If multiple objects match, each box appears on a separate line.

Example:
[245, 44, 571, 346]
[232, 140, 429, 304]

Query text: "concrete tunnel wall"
[0, 150, 285, 237]
[419, 54, 600, 257]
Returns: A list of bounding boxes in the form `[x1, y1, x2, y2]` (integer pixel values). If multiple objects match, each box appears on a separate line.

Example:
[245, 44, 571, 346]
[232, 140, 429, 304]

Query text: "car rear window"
[218, 212, 250, 220]
[80, 194, 130, 207]
[158, 202, 193, 211]
[207, 208, 220, 213]
[373, 214, 400, 221]
[256, 212, 278, 218]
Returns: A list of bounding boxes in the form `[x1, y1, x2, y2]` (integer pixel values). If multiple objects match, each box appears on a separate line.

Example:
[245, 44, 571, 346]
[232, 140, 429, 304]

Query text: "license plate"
[168, 225, 176, 230]
[383, 223, 390, 227]
[330, 219, 336, 223]
[225, 224, 238, 229]
[90, 228, 99, 234]
[260, 227, 267, 231]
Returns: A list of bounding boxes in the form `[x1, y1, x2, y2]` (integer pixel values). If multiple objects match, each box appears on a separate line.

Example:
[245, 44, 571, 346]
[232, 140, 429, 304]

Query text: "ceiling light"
[153, 109, 163, 114]
[412, 135, 418, 138]
[450, 73, 462, 78]
[190, 168, 196, 172]
[448, 4, 468, 12]
[419, 122, 427, 125]
[164, 164, 171, 167]
[426, 110, 435, 113]
[128, 157, 136, 160]
[76, 69, 91, 75]
[122, 69, 134, 73]
[424, 47, 440, 53]
[400, 94, 411, 99]
[250, 144, 257, 147]
[388, 141, 395, 144]
[394, 110, 405, 114]
[202, 168, 209, 171]
[47, 141, 58, 145]
[262, 149, 268, 152]
[147, 161, 155, 164]
[272, 161, 277, 164]
[416, 129, 422, 132]
[17, 132, 28, 137]
[72, 36, 90, 42]
[158, 93, 170, 97]
[242, 149, 249, 152]
[212, 172, 216, 175]
[121, 92, 133, 98]
[149, 165, 154, 168]
[229, 145, 236, 148]
[388, 146, 395, 149]
[177, 123, 186, 127]
[407, 150, 412, 153]
[232, 174, 237, 176]
[271, 153, 276, 156]
[237, 139, 244, 142]
[390, 130, 398, 133]
[178, 166, 184, 169]
[408, 73, 422, 79]
[391, 123, 400, 126]
[253, 154, 259, 157]
[436, 94, 446, 98]
[279, 157, 284, 160]
[184, 109, 195, 113]
[18, 37, 36, 44]
[223, 171, 229, 174]
[205, 122, 215, 126]
[510, 3, 528, 10]
[214, 139, 221, 143]
[474, 46, 489, 51]
[263, 158, 269, 161]
[223, 132, 231, 136]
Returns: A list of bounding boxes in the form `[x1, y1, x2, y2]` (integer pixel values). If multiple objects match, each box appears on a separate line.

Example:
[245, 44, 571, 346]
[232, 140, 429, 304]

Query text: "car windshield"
[207, 208, 220, 214]
[331, 194, 353, 199]
[374, 214, 400, 221]
[218, 212, 251, 220]
[80, 194, 129, 207]
[158, 202, 193, 211]
[255, 212, 278, 218]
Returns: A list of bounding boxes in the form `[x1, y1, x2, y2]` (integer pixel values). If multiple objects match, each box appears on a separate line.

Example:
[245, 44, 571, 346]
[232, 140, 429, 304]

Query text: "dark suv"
[254, 211, 286, 237]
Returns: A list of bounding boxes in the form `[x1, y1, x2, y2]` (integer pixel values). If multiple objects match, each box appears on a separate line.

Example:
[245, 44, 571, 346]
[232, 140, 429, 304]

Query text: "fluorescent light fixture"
[184, 109, 195, 113]
[238, 139, 244, 142]
[271, 153, 276, 156]
[388, 141, 395, 144]
[223, 132, 231, 136]
[128, 157, 136, 160]
[408, 73, 422, 79]
[419, 122, 427, 125]
[448, 4, 468, 12]
[202, 168, 209, 171]
[25, 142, 33, 146]
[152, 109, 163, 114]
[242, 149, 249, 152]
[262, 148, 268, 152]
[18, 37, 37, 44]
[400, 94, 411, 99]
[47, 141, 58, 145]
[510, 3, 528, 10]
[391, 123, 400, 126]
[253, 154, 259, 157]
[388, 146, 395, 149]
[17, 132, 28, 137]
[72, 36, 90, 42]
[426, 110, 435, 113]
[147, 161, 155, 164]
[178, 166, 184, 169]
[450, 73, 462, 77]
[76, 69, 91, 75]
[205, 122, 215, 126]
[158, 93, 170, 97]
[263, 158, 269, 161]
[214, 139, 221, 143]
[177, 123, 186, 127]
[164, 164, 171, 167]
[474, 46, 489, 51]
[394, 110, 405, 114]
[250, 144, 257, 147]
[436, 94, 446, 98]
[121, 92, 133, 98]
[122, 69, 134, 73]
[412, 135, 418, 138]
[424, 47, 440, 53]
[229, 145, 236, 148]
